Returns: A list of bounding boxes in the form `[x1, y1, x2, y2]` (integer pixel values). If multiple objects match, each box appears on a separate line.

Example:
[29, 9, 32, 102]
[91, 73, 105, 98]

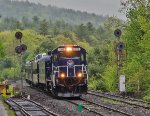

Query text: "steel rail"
[88, 91, 150, 109]
[89, 90, 150, 104]
[80, 98, 134, 116]
[23, 97, 59, 116]
[64, 99, 105, 116]
[8, 97, 59, 116]
[9, 98, 33, 116]
[64, 98, 133, 116]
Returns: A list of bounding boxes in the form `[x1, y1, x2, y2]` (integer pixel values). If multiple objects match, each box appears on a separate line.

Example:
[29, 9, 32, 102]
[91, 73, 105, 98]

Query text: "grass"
[3, 102, 15, 116]
[0, 95, 15, 116]
[127, 100, 149, 107]
[100, 98, 122, 105]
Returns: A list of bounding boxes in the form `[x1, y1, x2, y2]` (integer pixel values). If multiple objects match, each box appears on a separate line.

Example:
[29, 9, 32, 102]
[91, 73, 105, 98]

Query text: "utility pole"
[117, 47, 120, 77]
[114, 29, 122, 78]
[15, 32, 27, 95]
[20, 53, 23, 94]
[114, 29, 125, 93]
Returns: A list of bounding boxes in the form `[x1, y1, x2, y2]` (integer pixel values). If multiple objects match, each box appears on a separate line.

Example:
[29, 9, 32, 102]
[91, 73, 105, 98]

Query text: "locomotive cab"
[50, 45, 88, 97]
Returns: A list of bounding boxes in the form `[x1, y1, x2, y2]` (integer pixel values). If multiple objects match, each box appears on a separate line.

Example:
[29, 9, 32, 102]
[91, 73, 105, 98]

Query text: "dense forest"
[0, 0, 106, 26]
[0, 0, 150, 100]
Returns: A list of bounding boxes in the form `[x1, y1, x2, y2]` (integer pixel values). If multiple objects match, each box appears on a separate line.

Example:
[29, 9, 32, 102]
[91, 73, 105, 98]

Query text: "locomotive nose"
[64, 78, 80, 87]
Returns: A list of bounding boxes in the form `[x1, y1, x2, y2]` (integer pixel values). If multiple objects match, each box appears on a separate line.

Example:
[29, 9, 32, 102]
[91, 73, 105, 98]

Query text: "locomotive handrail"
[53, 64, 87, 77]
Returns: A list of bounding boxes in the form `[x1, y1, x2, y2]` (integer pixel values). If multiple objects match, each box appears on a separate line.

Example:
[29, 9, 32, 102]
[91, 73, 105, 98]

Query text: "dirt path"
[0, 100, 8, 116]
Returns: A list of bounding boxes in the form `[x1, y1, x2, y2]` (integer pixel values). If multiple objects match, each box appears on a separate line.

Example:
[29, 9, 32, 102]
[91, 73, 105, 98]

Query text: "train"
[25, 45, 88, 97]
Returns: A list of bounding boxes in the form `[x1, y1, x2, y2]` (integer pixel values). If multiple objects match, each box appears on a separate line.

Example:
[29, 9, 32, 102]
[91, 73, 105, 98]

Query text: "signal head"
[15, 44, 27, 54]
[15, 46, 22, 54]
[114, 29, 122, 38]
[117, 42, 125, 50]
[15, 31, 23, 39]
[20, 44, 27, 52]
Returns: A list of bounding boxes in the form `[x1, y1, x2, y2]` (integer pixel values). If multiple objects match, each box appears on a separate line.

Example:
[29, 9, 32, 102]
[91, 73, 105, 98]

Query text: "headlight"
[77, 72, 83, 78]
[60, 73, 65, 79]
[66, 47, 72, 52]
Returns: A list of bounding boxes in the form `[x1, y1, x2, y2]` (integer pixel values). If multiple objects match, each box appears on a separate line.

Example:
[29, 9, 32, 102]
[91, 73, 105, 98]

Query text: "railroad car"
[25, 45, 88, 97]
[25, 61, 33, 85]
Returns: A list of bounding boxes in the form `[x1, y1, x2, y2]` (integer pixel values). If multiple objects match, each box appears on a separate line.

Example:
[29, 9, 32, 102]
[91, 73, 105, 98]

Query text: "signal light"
[15, 44, 27, 54]
[66, 47, 72, 52]
[15, 46, 22, 54]
[15, 31, 23, 39]
[20, 44, 27, 52]
[117, 42, 125, 50]
[114, 29, 122, 38]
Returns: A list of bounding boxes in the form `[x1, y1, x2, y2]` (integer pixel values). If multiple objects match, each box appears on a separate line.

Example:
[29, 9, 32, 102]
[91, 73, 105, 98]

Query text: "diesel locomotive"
[25, 45, 88, 97]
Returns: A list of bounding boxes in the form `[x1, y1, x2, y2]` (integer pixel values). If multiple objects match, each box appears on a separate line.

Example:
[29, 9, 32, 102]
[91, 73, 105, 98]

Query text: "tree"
[32, 16, 40, 24]
[0, 57, 14, 69]
[35, 40, 56, 54]
[15, 21, 22, 29]
[120, 0, 150, 20]
[96, 26, 107, 40]
[76, 24, 88, 39]
[22, 16, 30, 28]
[52, 27, 60, 36]
[104, 16, 123, 32]
[121, 0, 150, 99]
[0, 43, 4, 57]
[86, 22, 95, 34]
[39, 19, 49, 36]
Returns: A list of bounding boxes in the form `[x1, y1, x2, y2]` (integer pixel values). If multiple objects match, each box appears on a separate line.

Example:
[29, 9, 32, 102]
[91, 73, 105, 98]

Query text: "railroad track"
[5, 97, 59, 116]
[88, 90, 150, 109]
[28, 86, 132, 115]
[21, 86, 149, 115]
[90, 90, 150, 104]
[64, 97, 133, 116]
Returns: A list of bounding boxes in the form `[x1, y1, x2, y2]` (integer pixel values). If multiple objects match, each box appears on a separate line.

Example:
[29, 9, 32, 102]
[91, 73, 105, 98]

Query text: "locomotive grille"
[64, 78, 79, 86]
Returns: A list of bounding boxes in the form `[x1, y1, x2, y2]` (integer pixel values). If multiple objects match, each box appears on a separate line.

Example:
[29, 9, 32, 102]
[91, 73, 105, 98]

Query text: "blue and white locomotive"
[25, 45, 88, 97]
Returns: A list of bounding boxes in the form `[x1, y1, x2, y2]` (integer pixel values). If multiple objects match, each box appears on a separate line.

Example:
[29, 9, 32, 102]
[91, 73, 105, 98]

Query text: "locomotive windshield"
[52, 46, 87, 65]
[54, 51, 84, 61]
[59, 51, 81, 58]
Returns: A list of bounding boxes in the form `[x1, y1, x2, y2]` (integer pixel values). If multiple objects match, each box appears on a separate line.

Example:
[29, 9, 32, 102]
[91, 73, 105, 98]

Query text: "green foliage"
[104, 16, 123, 32]
[0, 42, 5, 57]
[35, 40, 55, 54]
[0, 30, 44, 80]
[76, 24, 88, 39]
[39, 19, 49, 36]
[88, 76, 100, 90]
[102, 41, 118, 92]
[103, 65, 118, 92]
[121, 0, 150, 98]
[0, 0, 106, 26]
[0, 57, 14, 68]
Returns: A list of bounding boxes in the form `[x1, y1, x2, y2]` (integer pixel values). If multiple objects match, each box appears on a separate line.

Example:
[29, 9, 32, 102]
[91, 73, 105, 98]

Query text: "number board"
[58, 48, 81, 51]
[58, 48, 65, 51]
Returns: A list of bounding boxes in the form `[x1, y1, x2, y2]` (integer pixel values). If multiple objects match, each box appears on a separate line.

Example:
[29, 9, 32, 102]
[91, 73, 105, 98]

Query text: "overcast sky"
[16, 0, 126, 20]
